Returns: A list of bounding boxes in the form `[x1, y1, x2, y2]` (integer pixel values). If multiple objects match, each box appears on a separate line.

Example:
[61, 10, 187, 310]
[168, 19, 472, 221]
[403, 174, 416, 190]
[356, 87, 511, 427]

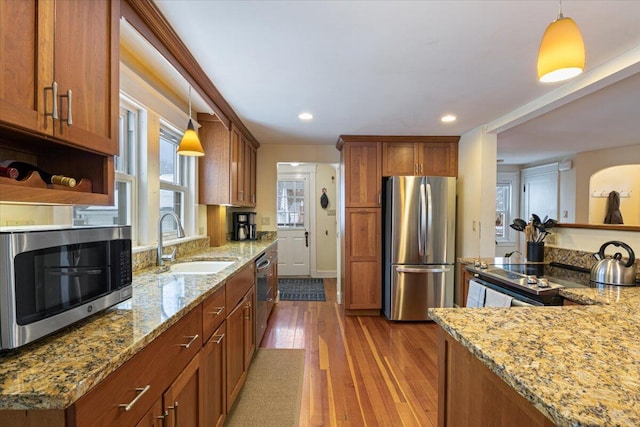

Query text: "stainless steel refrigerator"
[383, 176, 456, 320]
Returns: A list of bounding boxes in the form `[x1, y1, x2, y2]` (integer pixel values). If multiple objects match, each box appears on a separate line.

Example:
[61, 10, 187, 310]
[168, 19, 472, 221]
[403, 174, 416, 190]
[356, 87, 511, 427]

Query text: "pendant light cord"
[557, 0, 564, 19]
[188, 86, 192, 120]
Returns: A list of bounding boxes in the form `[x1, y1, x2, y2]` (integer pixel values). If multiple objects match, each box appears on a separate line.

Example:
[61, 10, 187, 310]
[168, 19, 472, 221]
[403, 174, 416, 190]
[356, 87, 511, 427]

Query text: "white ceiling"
[152, 0, 640, 165]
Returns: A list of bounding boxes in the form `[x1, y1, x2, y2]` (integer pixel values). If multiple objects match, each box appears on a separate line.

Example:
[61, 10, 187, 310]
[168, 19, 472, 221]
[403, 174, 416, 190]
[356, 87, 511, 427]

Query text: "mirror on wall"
[589, 164, 640, 226]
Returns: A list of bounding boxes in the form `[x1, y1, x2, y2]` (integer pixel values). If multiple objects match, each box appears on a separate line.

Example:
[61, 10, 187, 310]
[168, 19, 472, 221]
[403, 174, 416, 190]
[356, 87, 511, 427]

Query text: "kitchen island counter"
[0, 238, 276, 410]
[430, 287, 640, 426]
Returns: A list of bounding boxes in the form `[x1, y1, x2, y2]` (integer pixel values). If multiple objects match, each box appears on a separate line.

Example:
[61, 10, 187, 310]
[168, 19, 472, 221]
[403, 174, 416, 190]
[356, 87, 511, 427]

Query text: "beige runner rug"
[225, 348, 305, 427]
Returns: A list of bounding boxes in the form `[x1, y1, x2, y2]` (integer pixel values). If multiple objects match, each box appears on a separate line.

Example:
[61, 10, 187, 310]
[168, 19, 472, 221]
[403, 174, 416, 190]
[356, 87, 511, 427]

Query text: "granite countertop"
[0, 239, 276, 411]
[430, 285, 640, 426]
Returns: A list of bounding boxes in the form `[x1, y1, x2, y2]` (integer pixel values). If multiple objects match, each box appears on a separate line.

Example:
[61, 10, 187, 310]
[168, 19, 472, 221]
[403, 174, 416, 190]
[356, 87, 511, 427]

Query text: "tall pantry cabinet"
[338, 135, 459, 314]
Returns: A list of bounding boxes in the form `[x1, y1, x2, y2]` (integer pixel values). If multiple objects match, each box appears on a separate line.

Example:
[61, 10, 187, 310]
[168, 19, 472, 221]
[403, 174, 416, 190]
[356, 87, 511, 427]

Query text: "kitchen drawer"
[69, 306, 203, 427]
[203, 285, 226, 342]
[225, 263, 255, 311]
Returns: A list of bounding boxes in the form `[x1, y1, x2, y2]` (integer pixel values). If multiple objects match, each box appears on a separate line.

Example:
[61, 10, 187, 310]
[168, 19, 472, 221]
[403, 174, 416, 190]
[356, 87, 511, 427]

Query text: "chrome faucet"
[157, 211, 186, 266]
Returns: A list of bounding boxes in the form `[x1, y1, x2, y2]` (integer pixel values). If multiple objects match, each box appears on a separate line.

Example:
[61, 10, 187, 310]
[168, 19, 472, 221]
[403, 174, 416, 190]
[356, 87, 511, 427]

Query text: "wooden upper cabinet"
[198, 118, 257, 207]
[382, 142, 418, 176]
[343, 140, 381, 207]
[0, 0, 118, 155]
[52, 0, 119, 155]
[0, 0, 45, 134]
[382, 138, 459, 177]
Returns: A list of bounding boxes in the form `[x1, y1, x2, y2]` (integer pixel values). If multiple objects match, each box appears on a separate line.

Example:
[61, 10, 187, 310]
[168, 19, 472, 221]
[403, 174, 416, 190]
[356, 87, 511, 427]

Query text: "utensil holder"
[527, 242, 545, 262]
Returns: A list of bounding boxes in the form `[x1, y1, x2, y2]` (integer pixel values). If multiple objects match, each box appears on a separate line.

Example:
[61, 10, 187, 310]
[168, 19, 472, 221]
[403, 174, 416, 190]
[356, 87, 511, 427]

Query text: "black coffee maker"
[233, 212, 257, 241]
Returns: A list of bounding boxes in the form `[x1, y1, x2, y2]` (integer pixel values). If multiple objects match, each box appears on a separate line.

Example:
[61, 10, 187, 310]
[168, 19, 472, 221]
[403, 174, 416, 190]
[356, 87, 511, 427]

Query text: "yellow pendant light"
[177, 86, 205, 156]
[537, 0, 585, 83]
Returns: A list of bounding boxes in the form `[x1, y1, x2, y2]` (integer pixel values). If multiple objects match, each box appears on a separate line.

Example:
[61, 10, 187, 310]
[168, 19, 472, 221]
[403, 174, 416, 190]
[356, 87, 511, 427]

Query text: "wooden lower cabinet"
[201, 323, 226, 427]
[135, 399, 166, 427]
[438, 328, 555, 427]
[459, 265, 472, 307]
[226, 288, 255, 411]
[163, 354, 202, 427]
[344, 208, 382, 310]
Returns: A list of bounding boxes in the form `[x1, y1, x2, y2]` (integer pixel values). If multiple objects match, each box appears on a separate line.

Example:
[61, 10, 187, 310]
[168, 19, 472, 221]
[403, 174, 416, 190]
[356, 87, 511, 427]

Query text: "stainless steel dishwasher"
[255, 253, 273, 346]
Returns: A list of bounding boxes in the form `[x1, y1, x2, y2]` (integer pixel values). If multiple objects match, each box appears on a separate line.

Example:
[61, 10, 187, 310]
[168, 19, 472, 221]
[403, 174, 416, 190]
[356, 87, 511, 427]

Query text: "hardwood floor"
[260, 278, 440, 427]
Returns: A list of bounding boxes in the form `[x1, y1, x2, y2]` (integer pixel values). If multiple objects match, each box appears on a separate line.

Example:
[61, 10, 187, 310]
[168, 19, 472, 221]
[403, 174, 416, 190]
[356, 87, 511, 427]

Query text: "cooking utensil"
[590, 241, 637, 286]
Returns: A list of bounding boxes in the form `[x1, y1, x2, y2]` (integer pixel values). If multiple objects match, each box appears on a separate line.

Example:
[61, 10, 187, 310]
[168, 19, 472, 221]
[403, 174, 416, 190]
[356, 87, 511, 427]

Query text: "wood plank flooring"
[260, 279, 440, 427]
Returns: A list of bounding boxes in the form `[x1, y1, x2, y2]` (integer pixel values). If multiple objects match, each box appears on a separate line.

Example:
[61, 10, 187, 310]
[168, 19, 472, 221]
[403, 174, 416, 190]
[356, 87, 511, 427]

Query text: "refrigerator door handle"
[419, 180, 427, 256]
[396, 267, 451, 274]
[426, 182, 433, 259]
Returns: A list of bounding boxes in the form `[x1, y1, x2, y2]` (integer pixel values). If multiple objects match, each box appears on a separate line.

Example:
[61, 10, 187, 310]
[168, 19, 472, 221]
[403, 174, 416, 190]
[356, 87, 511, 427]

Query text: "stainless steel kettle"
[590, 241, 637, 286]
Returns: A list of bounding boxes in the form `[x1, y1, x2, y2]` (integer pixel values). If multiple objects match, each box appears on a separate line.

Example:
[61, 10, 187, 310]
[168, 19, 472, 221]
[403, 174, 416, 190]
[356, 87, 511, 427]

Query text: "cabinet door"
[243, 287, 256, 370]
[344, 208, 382, 309]
[230, 126, 244, 205]
[163, 354, 203, 427]
[53, 0, 118, 155]
[225, 300, 247, 409]
[0, 0, 51, 135]
[247, 142, 257, 207]
[419, 142, 458, 177]
[382, 142, 418, 176]
[202, 323, 226, 427]
[344, 141, 381, 207]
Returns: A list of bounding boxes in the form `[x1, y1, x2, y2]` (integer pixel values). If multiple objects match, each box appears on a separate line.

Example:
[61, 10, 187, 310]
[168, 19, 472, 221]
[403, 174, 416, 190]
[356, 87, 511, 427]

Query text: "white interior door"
[277, 174, 310, 276]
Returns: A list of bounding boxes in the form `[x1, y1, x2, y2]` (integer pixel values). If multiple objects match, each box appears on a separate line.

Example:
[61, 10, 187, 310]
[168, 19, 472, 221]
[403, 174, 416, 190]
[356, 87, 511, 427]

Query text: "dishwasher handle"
[396, 266, 451, 274]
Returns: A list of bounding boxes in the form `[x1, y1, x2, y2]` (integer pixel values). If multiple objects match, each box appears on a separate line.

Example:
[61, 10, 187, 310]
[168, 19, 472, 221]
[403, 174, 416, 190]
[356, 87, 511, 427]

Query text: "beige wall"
[588, 165, 640, 225]
[553, 226, 640, 255]
[315, 164, 338, 273]
[575, 144, 640, 223]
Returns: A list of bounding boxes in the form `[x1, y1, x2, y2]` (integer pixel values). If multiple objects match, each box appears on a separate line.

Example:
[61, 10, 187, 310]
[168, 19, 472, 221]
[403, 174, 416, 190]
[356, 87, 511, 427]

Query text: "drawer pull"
[213, 333, 225, 344]
[209, 306, 224, 316]
[118, 384, 150, 411]
[180, 334, 199, 349]
[156, 410, 169, 427]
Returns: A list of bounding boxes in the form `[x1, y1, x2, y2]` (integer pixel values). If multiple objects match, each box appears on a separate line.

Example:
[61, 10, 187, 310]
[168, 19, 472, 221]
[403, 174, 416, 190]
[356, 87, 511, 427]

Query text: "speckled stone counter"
[0, 239, 276, 410]
[430, 288, 640, 426]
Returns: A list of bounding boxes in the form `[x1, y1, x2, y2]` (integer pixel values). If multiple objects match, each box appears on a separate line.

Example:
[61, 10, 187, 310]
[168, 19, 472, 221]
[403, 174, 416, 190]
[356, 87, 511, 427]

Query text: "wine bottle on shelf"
[0, 160, 77, 187]
[0, 165, 19, 179]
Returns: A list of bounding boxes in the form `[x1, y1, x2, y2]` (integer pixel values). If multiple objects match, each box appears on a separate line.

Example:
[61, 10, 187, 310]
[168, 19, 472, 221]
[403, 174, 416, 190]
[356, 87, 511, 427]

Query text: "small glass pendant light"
[537, 0, 585, 83]
[177, 86, 205, 156]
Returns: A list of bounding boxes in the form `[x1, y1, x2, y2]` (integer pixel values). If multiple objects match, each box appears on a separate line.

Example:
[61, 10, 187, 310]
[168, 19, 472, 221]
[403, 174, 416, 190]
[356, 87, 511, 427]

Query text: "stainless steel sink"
[170, 260, 234, 275]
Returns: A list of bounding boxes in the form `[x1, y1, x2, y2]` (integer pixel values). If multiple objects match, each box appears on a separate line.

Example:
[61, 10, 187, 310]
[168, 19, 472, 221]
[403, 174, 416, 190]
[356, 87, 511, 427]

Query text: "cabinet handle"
[167, 401, 179, 427]
[44, 82, 58, 120]
[156, 410, 169, 427]
[212, 333, 225, 344]
[420, 164, 424, 174]
[62, 89, 73, 125]
[118, 384, 150, 411]
[378, 192, 382, 205]
[209, 306, 224, 316]
[180, 334, 199, 349]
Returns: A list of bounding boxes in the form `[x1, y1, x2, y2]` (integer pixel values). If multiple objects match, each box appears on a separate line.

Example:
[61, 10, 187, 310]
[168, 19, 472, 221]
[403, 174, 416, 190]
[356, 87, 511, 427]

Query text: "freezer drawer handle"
[396, 267, 451, 273]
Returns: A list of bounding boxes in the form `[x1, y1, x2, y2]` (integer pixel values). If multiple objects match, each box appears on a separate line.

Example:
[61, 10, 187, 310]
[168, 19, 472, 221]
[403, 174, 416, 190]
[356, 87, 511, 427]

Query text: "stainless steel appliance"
[467, 262, 594, 306]
[383, 176, 456, 320]
[255, 252, 274, 345]
[0, 226, 132, 350]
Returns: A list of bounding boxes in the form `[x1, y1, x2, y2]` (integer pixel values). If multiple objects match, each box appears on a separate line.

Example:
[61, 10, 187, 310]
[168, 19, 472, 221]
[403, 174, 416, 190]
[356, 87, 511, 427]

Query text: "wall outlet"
[545, 234, 557, 244]
[327, 209, 336, 216]
[261, 217, 270, 225]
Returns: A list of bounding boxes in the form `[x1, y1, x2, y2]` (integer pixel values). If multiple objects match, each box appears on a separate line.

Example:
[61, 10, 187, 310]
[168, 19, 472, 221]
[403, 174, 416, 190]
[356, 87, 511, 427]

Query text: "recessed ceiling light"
[298, 112, 313, 121]
[290, 163, 300, 167]
[441, 114, 456, 123]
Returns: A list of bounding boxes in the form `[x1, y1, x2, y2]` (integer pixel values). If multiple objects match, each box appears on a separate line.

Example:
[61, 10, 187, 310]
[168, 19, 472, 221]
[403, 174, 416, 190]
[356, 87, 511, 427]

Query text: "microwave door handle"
[419, 181, 427, 257]
[46, 267, 103, 276]
[426, 182, 433, 260]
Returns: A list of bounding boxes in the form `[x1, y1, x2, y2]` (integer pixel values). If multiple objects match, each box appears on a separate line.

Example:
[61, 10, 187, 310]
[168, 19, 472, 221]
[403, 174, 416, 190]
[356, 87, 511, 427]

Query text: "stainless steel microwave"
[0, 226, 132, 350]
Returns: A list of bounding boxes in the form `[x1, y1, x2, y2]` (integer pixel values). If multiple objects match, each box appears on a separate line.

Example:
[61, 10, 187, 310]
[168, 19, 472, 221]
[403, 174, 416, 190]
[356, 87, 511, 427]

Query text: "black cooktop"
[498, 263, 592, 288]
